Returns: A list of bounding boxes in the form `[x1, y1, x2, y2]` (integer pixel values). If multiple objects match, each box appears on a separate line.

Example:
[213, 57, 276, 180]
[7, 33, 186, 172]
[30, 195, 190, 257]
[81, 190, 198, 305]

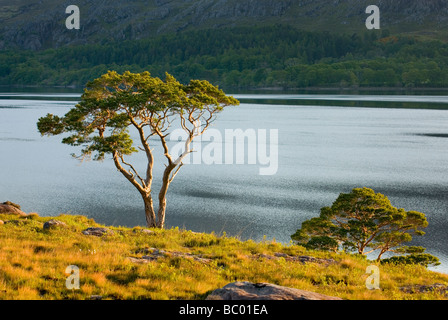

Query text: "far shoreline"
[2, 84, 448, 95]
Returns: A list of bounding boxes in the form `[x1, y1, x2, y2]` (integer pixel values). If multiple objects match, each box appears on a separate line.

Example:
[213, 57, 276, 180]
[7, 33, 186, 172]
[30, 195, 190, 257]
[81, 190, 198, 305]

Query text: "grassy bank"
[1, 212, 448, 300]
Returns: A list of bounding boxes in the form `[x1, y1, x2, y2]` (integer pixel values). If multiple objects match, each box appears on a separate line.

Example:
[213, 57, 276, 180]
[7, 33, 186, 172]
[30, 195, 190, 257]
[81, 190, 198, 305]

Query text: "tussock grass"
[0, 212, 448, 300]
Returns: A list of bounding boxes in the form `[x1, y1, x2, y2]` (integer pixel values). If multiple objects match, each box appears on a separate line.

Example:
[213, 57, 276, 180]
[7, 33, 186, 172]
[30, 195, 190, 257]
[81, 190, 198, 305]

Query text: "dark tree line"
[1, 25, 448, 88]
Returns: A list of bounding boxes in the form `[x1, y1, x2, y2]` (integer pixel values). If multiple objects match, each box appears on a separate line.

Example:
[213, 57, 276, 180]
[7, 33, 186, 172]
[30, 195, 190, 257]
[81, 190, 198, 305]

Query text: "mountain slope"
[0, 0, 447, 50]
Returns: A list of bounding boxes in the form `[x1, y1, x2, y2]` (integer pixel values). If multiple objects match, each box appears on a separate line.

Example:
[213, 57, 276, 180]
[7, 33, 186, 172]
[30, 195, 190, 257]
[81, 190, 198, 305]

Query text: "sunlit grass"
[1, 212, 448, 300]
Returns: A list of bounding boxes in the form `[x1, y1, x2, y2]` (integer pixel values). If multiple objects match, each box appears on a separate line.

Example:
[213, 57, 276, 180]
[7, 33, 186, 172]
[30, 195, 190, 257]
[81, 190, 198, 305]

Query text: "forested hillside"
[1, 0, 447, 50]
[1, 25, 448, 89]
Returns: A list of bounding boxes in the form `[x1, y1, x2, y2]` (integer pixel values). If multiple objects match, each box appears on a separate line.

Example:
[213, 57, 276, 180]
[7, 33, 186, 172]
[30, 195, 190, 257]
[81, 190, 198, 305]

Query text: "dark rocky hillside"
[0, 0, 447, 50]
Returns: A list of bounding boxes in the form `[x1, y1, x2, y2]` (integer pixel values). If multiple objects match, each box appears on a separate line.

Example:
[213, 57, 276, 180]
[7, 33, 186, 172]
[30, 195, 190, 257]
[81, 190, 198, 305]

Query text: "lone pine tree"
[37, 71, 239, 228]
[291, 187, 438, 265]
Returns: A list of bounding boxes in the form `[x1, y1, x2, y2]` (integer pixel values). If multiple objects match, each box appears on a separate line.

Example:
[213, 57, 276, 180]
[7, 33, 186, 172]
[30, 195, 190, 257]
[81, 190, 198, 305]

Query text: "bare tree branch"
[120, 154, 146, 188]
[112, 151, 145, 194]
[169, 163, 184, 183]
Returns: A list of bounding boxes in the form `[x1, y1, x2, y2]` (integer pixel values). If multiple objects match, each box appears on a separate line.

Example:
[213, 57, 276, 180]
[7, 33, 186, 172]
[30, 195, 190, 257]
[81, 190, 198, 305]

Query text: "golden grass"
[1, 212, 448, 300]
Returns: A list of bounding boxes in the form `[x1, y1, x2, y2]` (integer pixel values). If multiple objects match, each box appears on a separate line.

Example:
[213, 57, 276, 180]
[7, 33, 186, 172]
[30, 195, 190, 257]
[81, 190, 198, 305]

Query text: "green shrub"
[381, 253, 440, 268]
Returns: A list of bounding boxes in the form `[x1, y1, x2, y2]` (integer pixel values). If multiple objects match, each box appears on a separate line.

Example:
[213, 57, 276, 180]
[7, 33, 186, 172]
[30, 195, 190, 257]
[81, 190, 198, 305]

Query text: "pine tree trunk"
[157, 199, 167, 229]
[376, 249, 387, 262]
[143, 194, 156, 228]
[157, 164, 175, 228]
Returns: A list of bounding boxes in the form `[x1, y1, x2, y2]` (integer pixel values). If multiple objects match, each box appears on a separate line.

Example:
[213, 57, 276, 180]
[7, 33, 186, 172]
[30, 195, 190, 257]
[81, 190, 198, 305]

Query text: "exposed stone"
[133, 228, 155, 235]
[82, 227, 114, 236]
[89, 295, 103, 300]
[206, 281, 343, 300]
[0, 202, 27, 216]
[255, 253, 337, 265]
[129, 247, 213, 264]
[43, 219, 67, 230]
[400, 283, 448, 296]
[127, 257, 151, 264]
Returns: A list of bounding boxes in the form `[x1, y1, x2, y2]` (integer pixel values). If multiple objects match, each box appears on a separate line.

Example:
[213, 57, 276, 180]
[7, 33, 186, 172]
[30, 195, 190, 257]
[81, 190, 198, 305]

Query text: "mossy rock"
[0, 202, 27, 216]
[43, 219, 68, 230]
[82, 227, 114, 236]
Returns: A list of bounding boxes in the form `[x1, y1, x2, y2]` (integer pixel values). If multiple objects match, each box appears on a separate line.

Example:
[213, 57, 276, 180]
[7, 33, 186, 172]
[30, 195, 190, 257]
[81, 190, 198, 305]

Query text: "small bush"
[106, 272, 139, 285]
[33, 245, 54, 254]
[183, 236, 221, 248]
[26, 213, 40, 220]
[381, 253, 441, 268]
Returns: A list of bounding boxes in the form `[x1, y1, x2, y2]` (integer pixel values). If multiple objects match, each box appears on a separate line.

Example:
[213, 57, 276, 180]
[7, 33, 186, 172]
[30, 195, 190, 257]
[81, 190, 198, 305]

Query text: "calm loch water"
[1, 89, 448, 273]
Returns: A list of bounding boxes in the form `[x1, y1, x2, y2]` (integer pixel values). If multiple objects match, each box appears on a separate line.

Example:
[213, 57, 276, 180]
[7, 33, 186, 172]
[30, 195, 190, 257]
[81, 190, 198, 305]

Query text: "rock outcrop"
[82, 227, 114, 236]
[43, 219, 68, 230]
[400, 283, 448, 296]
[0, 202, 27, 216]
[128, 247, 213, 264]
[132, 228, 155, 235]
[254, 252, 337, 265]
[206, 281, 343, 300]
